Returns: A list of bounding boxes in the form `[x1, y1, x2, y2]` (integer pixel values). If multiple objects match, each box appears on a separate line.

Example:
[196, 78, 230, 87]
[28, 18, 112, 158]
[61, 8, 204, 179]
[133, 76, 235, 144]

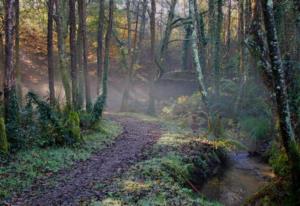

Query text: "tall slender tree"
[78, 0, 91, 111]
[147, 0, 156, 114]
[97, 0, 105, 95]
[92, 0, 114, 121]
[4, 0, 19, 142]
[76, 1, 84, 109]
[261, 0, 300, 189]
[69, 0, 77, 108]
[54, 0, 71, 106]
[226, 0, 232, 50]
[14, 0, 21, 104]
[213, 0, 223, 95]
[149, 0, 156, 59]
[47, 0, 55, 105]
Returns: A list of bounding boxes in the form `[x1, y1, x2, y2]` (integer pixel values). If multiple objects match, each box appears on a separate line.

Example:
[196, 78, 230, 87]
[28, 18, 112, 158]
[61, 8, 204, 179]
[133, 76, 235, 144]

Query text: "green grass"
[0, 119, 122, 201]
[87, 117, 224, 206]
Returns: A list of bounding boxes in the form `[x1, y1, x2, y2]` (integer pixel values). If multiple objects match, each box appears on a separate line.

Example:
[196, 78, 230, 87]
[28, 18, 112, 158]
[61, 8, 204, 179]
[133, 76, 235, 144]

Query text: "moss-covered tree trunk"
[4, 0, 19, 144]
[0, 118, 8, 154]
[261, 0, 300, 190]
[189, 0, 210, 117]
[47, 0, 55, 105]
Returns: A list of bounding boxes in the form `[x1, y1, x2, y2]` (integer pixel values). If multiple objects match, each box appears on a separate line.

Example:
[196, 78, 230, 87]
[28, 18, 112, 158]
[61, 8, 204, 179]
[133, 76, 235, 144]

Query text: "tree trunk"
[92, 0, 114, 121]
[155, 0, 177, 79]
[150, 0, 156, 59]
[182, 24, 192, 71]
[0, 24, 4, 95]
[4, 0, 19, 142]
[120, 0, 134, 112]
[189, 0, 210, 122]
[97, 0, 104, 95]
[54, 0, 71, 106]
[226, 0, 232, 50]
[261, 0, 300, 188]
[69, 0, 77, 109]
[78, 0, 91, 111]
[213, 0, 223, 95]
[207, 0, 215, 72]
[238, 0, 246, 81]
[47, 0, 55, 105]
[147, 0, 156, 114]
[193, 0, 207, 73]
[14, 0, 21, 104]
[76, 7, 84, 109]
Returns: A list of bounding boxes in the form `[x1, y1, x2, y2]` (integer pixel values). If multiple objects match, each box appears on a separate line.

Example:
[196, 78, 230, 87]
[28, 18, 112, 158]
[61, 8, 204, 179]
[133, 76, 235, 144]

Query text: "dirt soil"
[7, 115, 161, 206]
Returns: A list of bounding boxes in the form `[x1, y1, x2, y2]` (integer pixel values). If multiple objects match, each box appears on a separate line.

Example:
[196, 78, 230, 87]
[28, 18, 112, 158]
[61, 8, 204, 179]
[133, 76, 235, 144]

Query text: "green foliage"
[269, 143, 289, 177]
[65, 111, 82, 143]
[26, 92, 82, 146]
[0, 118, 9, 154]
[240, 116, 271, 141]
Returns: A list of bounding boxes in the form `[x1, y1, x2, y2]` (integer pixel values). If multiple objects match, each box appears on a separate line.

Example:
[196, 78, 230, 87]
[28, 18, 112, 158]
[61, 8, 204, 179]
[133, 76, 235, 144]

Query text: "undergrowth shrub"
[240, 116, 271, 141]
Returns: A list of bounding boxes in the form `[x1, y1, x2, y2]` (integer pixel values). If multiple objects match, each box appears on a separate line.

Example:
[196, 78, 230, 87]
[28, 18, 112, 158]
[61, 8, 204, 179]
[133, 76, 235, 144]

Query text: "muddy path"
[7, 116, 161, 206]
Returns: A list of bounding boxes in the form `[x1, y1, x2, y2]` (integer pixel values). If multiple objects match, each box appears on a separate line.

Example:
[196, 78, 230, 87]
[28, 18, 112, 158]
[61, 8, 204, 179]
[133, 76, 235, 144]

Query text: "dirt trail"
[8, 116, 161, 206]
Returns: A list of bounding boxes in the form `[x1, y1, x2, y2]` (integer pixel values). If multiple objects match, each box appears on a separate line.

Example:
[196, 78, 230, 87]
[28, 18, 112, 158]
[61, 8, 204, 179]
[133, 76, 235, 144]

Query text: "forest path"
[9, 115, 161, 206]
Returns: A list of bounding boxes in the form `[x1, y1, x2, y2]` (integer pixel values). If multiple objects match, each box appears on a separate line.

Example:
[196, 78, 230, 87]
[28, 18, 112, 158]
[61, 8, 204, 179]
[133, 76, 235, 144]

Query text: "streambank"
[200, 152, 274, 206]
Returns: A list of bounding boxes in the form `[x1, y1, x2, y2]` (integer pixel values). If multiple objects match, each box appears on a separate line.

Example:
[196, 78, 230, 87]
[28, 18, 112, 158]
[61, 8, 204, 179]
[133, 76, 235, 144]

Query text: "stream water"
[200, 152, 275, 206]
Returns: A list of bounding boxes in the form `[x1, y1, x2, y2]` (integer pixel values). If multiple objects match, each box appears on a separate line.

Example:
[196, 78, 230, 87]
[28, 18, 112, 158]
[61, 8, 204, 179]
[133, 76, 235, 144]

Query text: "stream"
[200, 152, 275, 206]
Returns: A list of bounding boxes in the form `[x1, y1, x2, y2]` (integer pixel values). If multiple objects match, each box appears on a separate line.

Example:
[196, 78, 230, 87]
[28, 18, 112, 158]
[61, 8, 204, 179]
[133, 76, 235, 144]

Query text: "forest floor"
[7, 115, 161, 205]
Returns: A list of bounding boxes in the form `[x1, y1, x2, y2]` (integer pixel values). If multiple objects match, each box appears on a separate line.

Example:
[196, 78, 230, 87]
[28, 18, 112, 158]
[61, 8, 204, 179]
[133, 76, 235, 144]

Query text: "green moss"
[0, 118, 9, 154]
[65, 111, 81, 142]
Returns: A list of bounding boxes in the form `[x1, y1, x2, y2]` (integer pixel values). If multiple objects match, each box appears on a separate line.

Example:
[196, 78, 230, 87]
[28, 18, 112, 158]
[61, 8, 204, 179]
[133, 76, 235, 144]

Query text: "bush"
[240, 116, 271, 141]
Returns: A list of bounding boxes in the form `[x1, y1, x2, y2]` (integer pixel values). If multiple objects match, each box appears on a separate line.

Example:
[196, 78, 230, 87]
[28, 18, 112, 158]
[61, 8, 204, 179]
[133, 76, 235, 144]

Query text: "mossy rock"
[0, 118, 9, 154]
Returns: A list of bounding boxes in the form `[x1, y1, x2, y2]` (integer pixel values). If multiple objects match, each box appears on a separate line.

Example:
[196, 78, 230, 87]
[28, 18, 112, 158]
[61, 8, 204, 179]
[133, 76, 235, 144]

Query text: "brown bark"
[150, 0, 156, 60]
[69, 0, 77, 108]
[97, 0, 104, 95]
[47, 0, 55, 105]
[226, 0, 232, 50]
[4, 0, 19, 131]
[14, 0, 21, 103]
[78, 0, 91, 111]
